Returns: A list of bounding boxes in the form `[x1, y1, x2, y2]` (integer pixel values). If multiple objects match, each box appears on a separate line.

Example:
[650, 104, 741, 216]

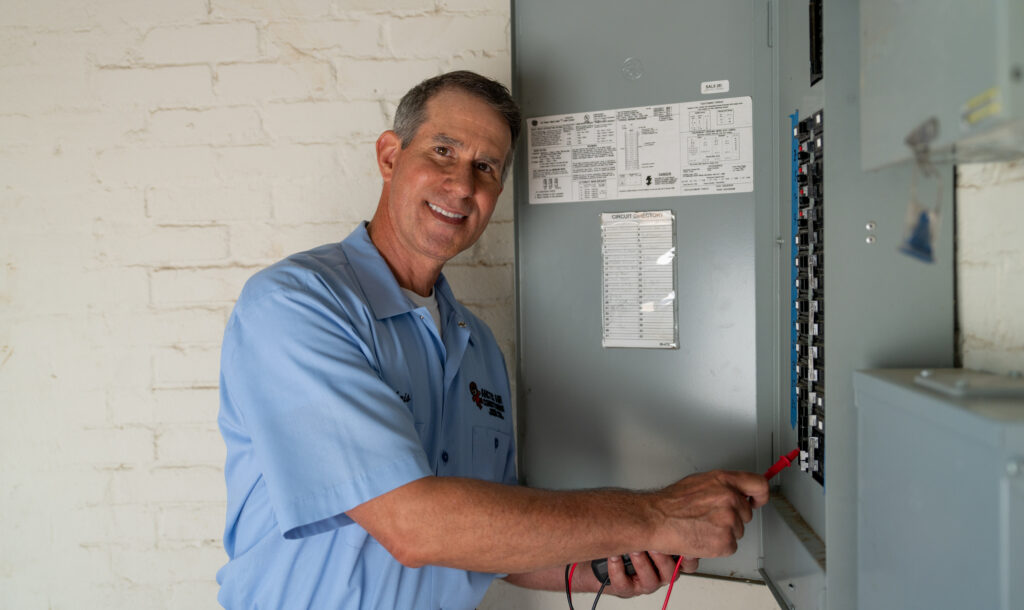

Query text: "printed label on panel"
[527, 96, 753, 204]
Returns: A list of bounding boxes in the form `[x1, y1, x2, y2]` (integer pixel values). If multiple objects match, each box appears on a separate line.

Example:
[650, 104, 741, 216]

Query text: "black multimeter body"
[590, 554, 680, 583]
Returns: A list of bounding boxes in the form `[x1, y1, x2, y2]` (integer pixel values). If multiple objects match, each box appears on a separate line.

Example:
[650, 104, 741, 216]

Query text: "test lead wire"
[565, 562, 578, 610]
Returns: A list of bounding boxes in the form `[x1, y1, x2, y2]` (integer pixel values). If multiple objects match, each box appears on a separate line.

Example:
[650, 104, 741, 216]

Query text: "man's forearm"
[346, 475, 658, 575]
[346, 468, 768, 577]
[505, 562, 607, 593]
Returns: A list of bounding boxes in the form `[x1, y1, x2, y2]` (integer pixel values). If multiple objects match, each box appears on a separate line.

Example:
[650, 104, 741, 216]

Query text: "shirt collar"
[340, 222, 466, 334]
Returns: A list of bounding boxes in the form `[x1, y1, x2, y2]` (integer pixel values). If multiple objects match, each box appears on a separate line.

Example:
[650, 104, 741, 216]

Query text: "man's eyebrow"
[432, 133, 503, 167]
[432, 133, 463, 148]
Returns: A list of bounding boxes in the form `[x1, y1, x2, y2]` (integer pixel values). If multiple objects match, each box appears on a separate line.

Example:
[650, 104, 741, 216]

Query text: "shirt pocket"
[471, 426, 511, 483]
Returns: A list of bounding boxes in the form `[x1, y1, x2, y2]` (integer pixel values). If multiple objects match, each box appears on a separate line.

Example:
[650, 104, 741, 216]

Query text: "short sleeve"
[220, 277, 432, 539]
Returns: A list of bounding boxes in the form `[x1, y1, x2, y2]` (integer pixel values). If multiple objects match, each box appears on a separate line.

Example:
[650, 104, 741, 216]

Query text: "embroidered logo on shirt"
[395, 390, 411, 403]
[469, 381, 505, 420]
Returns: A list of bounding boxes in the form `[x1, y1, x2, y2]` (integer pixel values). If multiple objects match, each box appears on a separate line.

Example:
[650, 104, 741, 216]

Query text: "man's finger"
[648, 551, 679, 584]
[723, 470, 770, 508]
[735, 491, 754, 524]
[627, 552, 660, 593]
[731, 514, 745, 543]
[605, 555, 633, 592]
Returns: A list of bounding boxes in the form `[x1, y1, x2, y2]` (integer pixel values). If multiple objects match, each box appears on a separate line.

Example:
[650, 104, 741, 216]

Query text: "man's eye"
[434, 146, 450, 156]
[475, 162, 494, 173]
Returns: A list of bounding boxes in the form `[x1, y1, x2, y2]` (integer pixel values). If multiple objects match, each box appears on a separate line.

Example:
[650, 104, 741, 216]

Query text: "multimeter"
[590, 554, 680, 583]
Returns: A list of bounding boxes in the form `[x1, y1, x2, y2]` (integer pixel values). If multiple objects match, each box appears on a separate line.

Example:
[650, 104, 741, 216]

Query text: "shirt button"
[441, 451, 449, 463]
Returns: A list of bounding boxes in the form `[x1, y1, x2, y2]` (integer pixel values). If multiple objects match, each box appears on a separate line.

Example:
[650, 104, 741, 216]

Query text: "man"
[217, 71, 768, 609]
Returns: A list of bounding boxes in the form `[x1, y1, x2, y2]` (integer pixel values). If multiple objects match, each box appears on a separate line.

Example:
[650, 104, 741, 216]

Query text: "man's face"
[374, 89, 511, 266]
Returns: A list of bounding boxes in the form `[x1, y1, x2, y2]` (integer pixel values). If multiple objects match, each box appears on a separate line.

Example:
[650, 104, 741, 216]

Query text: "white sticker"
[601, 210, 677, 349]
[527, 96, 753, 204]
[701, 80, 730, 94]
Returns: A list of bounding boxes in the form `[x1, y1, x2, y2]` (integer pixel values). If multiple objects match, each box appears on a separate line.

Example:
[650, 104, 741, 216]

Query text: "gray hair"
[393, 70, 521, 183]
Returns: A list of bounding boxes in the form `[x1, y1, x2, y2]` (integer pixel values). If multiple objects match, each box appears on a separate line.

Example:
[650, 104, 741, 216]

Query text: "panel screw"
[621, 57, 644, 81]
[865, 221, 876, 231]
[865, 235, 876, 244]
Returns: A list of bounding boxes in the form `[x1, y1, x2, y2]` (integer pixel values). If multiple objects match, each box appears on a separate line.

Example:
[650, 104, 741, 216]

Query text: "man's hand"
[649, 469, 769, 559]
[600, 552, 694, 597]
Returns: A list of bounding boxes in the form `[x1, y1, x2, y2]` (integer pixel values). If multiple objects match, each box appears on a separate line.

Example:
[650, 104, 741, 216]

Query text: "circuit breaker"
[512, 1, 959, 609]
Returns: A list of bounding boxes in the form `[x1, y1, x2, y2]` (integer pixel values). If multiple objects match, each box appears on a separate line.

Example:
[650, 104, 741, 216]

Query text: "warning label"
[527, 96, 753, 204]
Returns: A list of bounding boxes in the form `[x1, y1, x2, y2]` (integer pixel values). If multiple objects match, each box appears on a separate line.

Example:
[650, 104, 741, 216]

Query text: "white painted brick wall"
[266, 20, 385, 57]
[139, 24, 262, 65]
[956, 161, 1024, 374]
[0, 2, 514, 607]
[3, 1, 1019, 609]
[94, 66, 217, 107]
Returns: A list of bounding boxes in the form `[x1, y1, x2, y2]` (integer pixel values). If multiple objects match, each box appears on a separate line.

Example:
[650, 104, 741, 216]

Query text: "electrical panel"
[512, 0, 774, 581]
[512, 1, 959, 608]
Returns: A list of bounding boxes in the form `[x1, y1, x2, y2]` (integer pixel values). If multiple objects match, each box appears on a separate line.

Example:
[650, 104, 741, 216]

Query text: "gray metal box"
[511, 0, 775, 581]
[860, 0, 1024, 170]
[512, 2, 956, 608]
[854, 369, 1024, 610]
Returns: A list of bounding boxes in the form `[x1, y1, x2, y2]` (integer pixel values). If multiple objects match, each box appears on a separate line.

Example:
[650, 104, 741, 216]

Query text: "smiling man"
[216, 71, 768, 609]
[367, 83, 510, 296]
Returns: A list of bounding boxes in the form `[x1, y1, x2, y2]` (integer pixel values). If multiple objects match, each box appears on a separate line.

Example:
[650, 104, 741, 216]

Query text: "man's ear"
[376, 130, 402, 181]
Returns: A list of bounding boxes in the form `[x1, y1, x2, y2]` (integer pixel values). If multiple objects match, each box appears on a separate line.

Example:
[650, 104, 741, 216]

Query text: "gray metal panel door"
[513, 0, 774, 580]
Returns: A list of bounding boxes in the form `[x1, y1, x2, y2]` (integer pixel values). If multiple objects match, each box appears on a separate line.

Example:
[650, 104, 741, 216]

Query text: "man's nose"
[444, 162, 475, 198]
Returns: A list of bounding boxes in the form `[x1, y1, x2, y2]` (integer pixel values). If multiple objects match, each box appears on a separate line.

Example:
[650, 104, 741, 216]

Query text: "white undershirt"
[401, 287, 442, 336]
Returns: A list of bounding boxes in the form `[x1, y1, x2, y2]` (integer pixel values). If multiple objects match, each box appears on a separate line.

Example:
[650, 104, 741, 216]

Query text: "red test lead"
[763, 448, 801, 481]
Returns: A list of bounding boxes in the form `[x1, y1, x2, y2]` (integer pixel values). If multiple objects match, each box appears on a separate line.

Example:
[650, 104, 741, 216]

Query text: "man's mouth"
[427, 201, 467, 221]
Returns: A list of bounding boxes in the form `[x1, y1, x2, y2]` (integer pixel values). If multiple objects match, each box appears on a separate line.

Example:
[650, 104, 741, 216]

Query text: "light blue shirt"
[217, 223, 516, 609]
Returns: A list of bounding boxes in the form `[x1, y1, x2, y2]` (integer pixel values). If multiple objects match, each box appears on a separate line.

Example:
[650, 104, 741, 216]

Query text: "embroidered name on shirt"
[469, 381, 505, 420]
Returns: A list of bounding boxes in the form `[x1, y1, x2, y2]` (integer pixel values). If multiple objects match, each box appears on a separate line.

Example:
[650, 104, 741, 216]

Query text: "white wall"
[956, 161, 1024, 375]
[0, 1, 514, 607]
[0, 2, 1021, 609]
